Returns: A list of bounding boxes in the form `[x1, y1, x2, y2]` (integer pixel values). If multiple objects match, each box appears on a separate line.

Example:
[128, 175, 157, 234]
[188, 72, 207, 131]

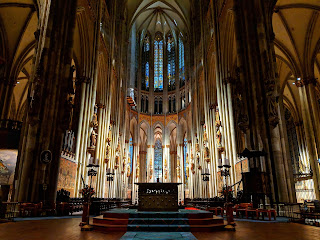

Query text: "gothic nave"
[0, 0, 320, 239]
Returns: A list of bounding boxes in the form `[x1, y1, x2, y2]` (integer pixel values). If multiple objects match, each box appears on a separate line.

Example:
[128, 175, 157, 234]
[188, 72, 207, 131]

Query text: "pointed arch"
[154, 32, 164, 91]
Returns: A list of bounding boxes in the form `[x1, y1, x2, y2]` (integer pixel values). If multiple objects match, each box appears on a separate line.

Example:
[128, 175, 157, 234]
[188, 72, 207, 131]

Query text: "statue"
[204, 146, 210, 162]
[215, 109, 221, 127]
[204, 131, 208, 142]
[216, 128, 222, 147]
[149, 160, 153, 179]
[90, 129, 97, 147]
[186, 166, 189, 179]
[127, 165, 131, 177]
[177, 158, 181, 179]
[90, 105, 98, 129]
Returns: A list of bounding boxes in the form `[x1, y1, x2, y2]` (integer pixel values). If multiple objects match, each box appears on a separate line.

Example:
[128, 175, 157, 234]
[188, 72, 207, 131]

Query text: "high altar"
[135, 183, 181, 211]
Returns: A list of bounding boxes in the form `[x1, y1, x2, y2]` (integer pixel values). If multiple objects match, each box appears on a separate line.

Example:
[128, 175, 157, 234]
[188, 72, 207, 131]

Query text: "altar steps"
[92, 209, 227, 232]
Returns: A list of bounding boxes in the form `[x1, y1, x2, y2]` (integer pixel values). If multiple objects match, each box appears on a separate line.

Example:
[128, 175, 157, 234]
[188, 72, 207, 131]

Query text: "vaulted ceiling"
[0, 0, 38, 120]
[273, 0, 320, 120]
[128, 0, 190, 37]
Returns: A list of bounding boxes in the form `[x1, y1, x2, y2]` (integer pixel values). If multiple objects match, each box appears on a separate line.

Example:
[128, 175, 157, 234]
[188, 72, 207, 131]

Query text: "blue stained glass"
[179, 38, 185, 84]
[129, 137, 133, 174]
[183, 138, 187, 181]
[146, 62, 149, 88]
[154, 139, 163, 181]
[142, 35, 150, 90]
[154, 36, 163, 91]
[167, 35, 175, 90]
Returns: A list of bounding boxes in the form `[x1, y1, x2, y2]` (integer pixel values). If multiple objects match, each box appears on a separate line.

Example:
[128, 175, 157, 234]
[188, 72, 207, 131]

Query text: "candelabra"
[106, 168, 115, 200]
[201, 168, 210, 208]
[218, 158, 235, 230]
[81, 163, 99, 231]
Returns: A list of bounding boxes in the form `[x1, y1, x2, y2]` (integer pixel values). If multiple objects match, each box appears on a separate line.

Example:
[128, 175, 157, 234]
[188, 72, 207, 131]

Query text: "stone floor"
[0, 217, 319, 240]
[120, 232, 197, 240]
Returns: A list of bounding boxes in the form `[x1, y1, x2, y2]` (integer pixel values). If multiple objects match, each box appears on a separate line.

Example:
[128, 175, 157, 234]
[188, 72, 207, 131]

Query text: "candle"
[225, 158, 230, 166]
[218, 158, 222, 167]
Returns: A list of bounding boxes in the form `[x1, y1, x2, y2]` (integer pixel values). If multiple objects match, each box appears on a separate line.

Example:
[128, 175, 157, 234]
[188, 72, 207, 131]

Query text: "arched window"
[154, 33, 163, 91]
[179, 37, 185, 87]
[284, 108, 300, 174]
[129, 136, 133, 176]
[167, 33, 175, 91]
[142, 34, 150, 91]
[159, 99, 163, 114]
[183, 137, 188, 184]
[154, 98, 158, 114]
[154, 139, 163, 181]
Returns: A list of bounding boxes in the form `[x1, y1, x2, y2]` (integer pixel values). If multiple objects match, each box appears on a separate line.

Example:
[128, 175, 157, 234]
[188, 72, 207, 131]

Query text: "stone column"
[13, 0, 78, 202]
[295, 78, 320, 199]
[232, 0, 296, 203]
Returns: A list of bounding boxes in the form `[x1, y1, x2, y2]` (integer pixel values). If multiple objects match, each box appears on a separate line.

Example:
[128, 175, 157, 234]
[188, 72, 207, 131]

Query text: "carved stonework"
[91, 129, 97, 146]
[238, 114, 249, 132]
[267, 96, 280, 128]
[264, 78, 276, 97]
[149, 160, 153, 180]
[90, 105, 99, 129]
[29, 63, 43, 117]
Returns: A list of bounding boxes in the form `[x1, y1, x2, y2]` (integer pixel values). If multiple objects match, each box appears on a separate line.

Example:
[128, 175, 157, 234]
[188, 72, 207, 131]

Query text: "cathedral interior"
[0, 0, 320, 239]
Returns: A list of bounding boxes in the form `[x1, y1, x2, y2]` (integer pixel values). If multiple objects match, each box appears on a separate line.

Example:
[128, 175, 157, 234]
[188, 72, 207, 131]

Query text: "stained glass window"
[179, 37, 185, 87]
[142, 35, 150, 91]
[154, 139, 163, 181]
[129, 137, 133, 174]
[154, 33, 163, 91]
[167, 34, 175, 91]
[183, 138, 188, 182]
[285, 108, 300, 174]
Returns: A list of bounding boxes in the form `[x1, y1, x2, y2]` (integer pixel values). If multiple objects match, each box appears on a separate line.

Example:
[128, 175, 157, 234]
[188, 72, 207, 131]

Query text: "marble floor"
[0, 217, 319, 240]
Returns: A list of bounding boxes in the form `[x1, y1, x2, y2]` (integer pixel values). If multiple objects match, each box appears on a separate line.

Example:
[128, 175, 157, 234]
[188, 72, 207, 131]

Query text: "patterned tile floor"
[120, 232, 197, 240]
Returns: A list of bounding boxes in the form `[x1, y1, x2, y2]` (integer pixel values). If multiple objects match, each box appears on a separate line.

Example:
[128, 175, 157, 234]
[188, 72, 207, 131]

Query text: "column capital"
[295, 77, 317, 87]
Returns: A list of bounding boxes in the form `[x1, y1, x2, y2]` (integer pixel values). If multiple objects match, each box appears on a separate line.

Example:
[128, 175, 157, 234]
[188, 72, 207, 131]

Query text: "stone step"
[128, 218, 189, 225]
[93, 216, 128, 225]
[127, 224, 191, 232]
[92, 223, 127, 232]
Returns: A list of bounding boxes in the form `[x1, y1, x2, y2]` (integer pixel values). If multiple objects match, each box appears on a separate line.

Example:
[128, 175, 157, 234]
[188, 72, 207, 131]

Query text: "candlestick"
[225, 158, 230, 166]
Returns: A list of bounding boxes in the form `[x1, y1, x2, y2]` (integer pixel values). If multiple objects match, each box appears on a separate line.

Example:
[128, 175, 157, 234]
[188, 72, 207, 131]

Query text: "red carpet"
[185, 207, 200, 210]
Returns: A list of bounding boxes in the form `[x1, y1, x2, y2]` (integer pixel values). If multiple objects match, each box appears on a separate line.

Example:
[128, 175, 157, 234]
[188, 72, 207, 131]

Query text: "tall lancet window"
[167, 33, 175, 91]
[284, 108, 300, 175]
[142, 34, 150, 91]
[154, 139, 163, 181]
[129, 137, 133, 175]
[183, 137, 188, 183]
[179, 37, 185, 87]
[154, 33, 163, 91]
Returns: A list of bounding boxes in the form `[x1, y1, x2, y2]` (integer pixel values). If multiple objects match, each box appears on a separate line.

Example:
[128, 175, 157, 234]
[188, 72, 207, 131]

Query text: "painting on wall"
[0, 149, 18, 185]
[57, 157, 77, 197]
